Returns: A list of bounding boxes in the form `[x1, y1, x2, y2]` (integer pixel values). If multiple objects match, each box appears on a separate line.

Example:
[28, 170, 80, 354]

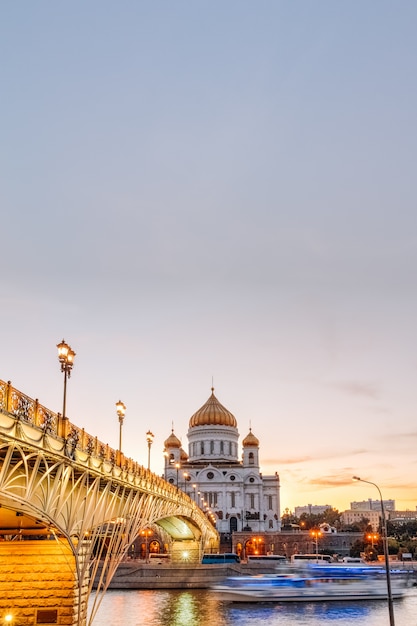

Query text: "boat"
[212, 563, 411, 603]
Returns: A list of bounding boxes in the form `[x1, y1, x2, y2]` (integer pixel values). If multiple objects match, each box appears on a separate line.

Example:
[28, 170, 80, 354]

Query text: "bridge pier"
[0, 539, 88, 626]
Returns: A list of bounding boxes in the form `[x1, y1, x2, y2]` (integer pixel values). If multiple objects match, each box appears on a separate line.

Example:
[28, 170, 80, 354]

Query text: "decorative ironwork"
[0, 381, 6, 411]
[40, 409, 56, 435]
[86, 436, 95, 455]
[11, 391, 34, 422]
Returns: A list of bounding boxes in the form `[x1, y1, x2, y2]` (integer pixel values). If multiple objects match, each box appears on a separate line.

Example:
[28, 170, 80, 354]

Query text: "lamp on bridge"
[146, 430, 154, 470]
[175, 462, 180, 488]
[116, 400, 126, 452]
[353, 476, 395, 626]
[57, 339, 76, 421]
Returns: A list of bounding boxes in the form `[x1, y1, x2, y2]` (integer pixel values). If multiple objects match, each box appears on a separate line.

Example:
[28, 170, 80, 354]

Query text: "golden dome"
[189, 388, 237, 428]
[242, 428, 259, 447]
[164, 430, 181, 449]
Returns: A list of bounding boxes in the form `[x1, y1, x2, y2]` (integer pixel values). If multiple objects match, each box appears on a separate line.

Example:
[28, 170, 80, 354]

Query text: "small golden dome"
[242, 428, 259, 447]
[180, 448, 189, 461]
[164, 430, 181, 449]
[189, 388, 237, 428]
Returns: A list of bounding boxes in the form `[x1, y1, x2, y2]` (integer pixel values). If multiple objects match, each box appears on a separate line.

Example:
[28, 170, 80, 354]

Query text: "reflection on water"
[90, 588, 417, 626]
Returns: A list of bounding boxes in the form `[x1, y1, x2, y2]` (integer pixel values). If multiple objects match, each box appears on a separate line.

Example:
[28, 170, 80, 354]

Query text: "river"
[90, 588, 417, 626]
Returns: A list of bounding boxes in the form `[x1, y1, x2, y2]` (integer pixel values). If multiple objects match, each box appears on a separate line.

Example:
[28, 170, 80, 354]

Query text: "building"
[340, 508, 381, 531]
[388, 509, 417, 523]
[163, 388, 281, 535]
[350, 499, 395, 512]
[294, 504, 332, 517]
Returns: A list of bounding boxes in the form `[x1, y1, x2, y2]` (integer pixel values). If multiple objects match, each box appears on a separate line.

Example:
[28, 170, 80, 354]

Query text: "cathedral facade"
[163, 388, 281, 534]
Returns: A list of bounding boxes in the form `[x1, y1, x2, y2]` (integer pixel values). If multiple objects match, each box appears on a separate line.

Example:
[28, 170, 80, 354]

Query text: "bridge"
[0, 380, 219, 626]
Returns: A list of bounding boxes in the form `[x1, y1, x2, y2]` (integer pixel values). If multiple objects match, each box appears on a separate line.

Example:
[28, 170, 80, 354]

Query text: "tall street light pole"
[175, 463, 180, 488]
[57, 339, 76, 421]
[116, 400, 126, 452]
[146, 430, 154, 470]
[353, 476, 395, 626]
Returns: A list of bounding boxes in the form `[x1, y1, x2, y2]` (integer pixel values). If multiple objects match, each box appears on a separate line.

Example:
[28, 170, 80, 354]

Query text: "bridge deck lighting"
[57, 339, 76, 421]
[146, 430, 154, 470]
[116, 401, 126, 452]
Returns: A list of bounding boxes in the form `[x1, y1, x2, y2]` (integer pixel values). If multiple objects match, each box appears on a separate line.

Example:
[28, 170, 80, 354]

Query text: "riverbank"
[106, 561, 276, 589]
[105, 560, 417, 590]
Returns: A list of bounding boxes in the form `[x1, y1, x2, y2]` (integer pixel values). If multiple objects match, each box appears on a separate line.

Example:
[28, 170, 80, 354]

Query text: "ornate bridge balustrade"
[0, 380, 219, 626]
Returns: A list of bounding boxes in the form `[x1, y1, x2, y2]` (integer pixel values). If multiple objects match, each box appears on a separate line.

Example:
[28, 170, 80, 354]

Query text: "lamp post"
[146, 430, 154, 470]
[141, 529, 152, 563]
[367, 532, 379, 549]
[183, 472, 188, 494]
[175, 463, 180, 488]
[57, 339, 76, 421]
[192, 484, 197, 501]
[310, 529, 322, 563]
[353, 476, 395, 626]
[116, 400, 126, 452]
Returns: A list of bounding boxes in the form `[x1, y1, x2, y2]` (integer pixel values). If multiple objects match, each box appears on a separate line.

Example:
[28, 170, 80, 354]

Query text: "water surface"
[90, 588, 417, 626]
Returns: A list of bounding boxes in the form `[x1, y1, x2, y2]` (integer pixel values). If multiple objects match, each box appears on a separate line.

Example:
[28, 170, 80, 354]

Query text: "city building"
[340, 508, 381, 531]
[350, 499, 395, 512]
[388, 509, 417, 523]
[294, 504, 332, 517]
[163, 388, 281, 536]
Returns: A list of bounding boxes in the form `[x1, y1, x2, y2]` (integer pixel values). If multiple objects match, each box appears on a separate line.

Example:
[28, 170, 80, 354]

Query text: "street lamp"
[141, 529, 152, 563]
[310, 529, 322, 562]
[175, 463, 180, 488]
[367, 532, 379, 549]
[57, 339, 76, 420]
[146, 430, 154, 470]
[353, 476, 395, 626]
[183, 472, 189, 494]
[116, 400, 126, 452]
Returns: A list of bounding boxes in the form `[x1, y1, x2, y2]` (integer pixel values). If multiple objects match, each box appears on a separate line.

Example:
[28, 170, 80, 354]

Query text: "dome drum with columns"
[163, 388, 281, 534]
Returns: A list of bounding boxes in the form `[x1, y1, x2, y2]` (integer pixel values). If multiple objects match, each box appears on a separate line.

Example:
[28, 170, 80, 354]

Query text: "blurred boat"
[212, 563, 411, 603]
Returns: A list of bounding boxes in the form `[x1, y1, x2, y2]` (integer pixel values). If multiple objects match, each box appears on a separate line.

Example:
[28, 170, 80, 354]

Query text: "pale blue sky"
[2, 2, 417, 511]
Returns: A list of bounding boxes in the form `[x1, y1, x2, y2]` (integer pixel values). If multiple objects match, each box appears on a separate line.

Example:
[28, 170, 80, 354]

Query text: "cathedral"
[163, 388, 281, 535]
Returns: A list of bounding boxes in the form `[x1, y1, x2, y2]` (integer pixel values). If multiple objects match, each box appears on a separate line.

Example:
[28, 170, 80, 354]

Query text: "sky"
[1, 1, 417, 514]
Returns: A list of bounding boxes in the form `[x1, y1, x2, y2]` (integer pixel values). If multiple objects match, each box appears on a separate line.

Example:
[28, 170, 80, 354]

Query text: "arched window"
[249, 452, 254, 465]
[200, 442, 205, 454]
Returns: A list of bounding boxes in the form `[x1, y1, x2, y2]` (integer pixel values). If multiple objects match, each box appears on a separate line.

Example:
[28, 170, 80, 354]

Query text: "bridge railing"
[0, 379, 144, 475]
